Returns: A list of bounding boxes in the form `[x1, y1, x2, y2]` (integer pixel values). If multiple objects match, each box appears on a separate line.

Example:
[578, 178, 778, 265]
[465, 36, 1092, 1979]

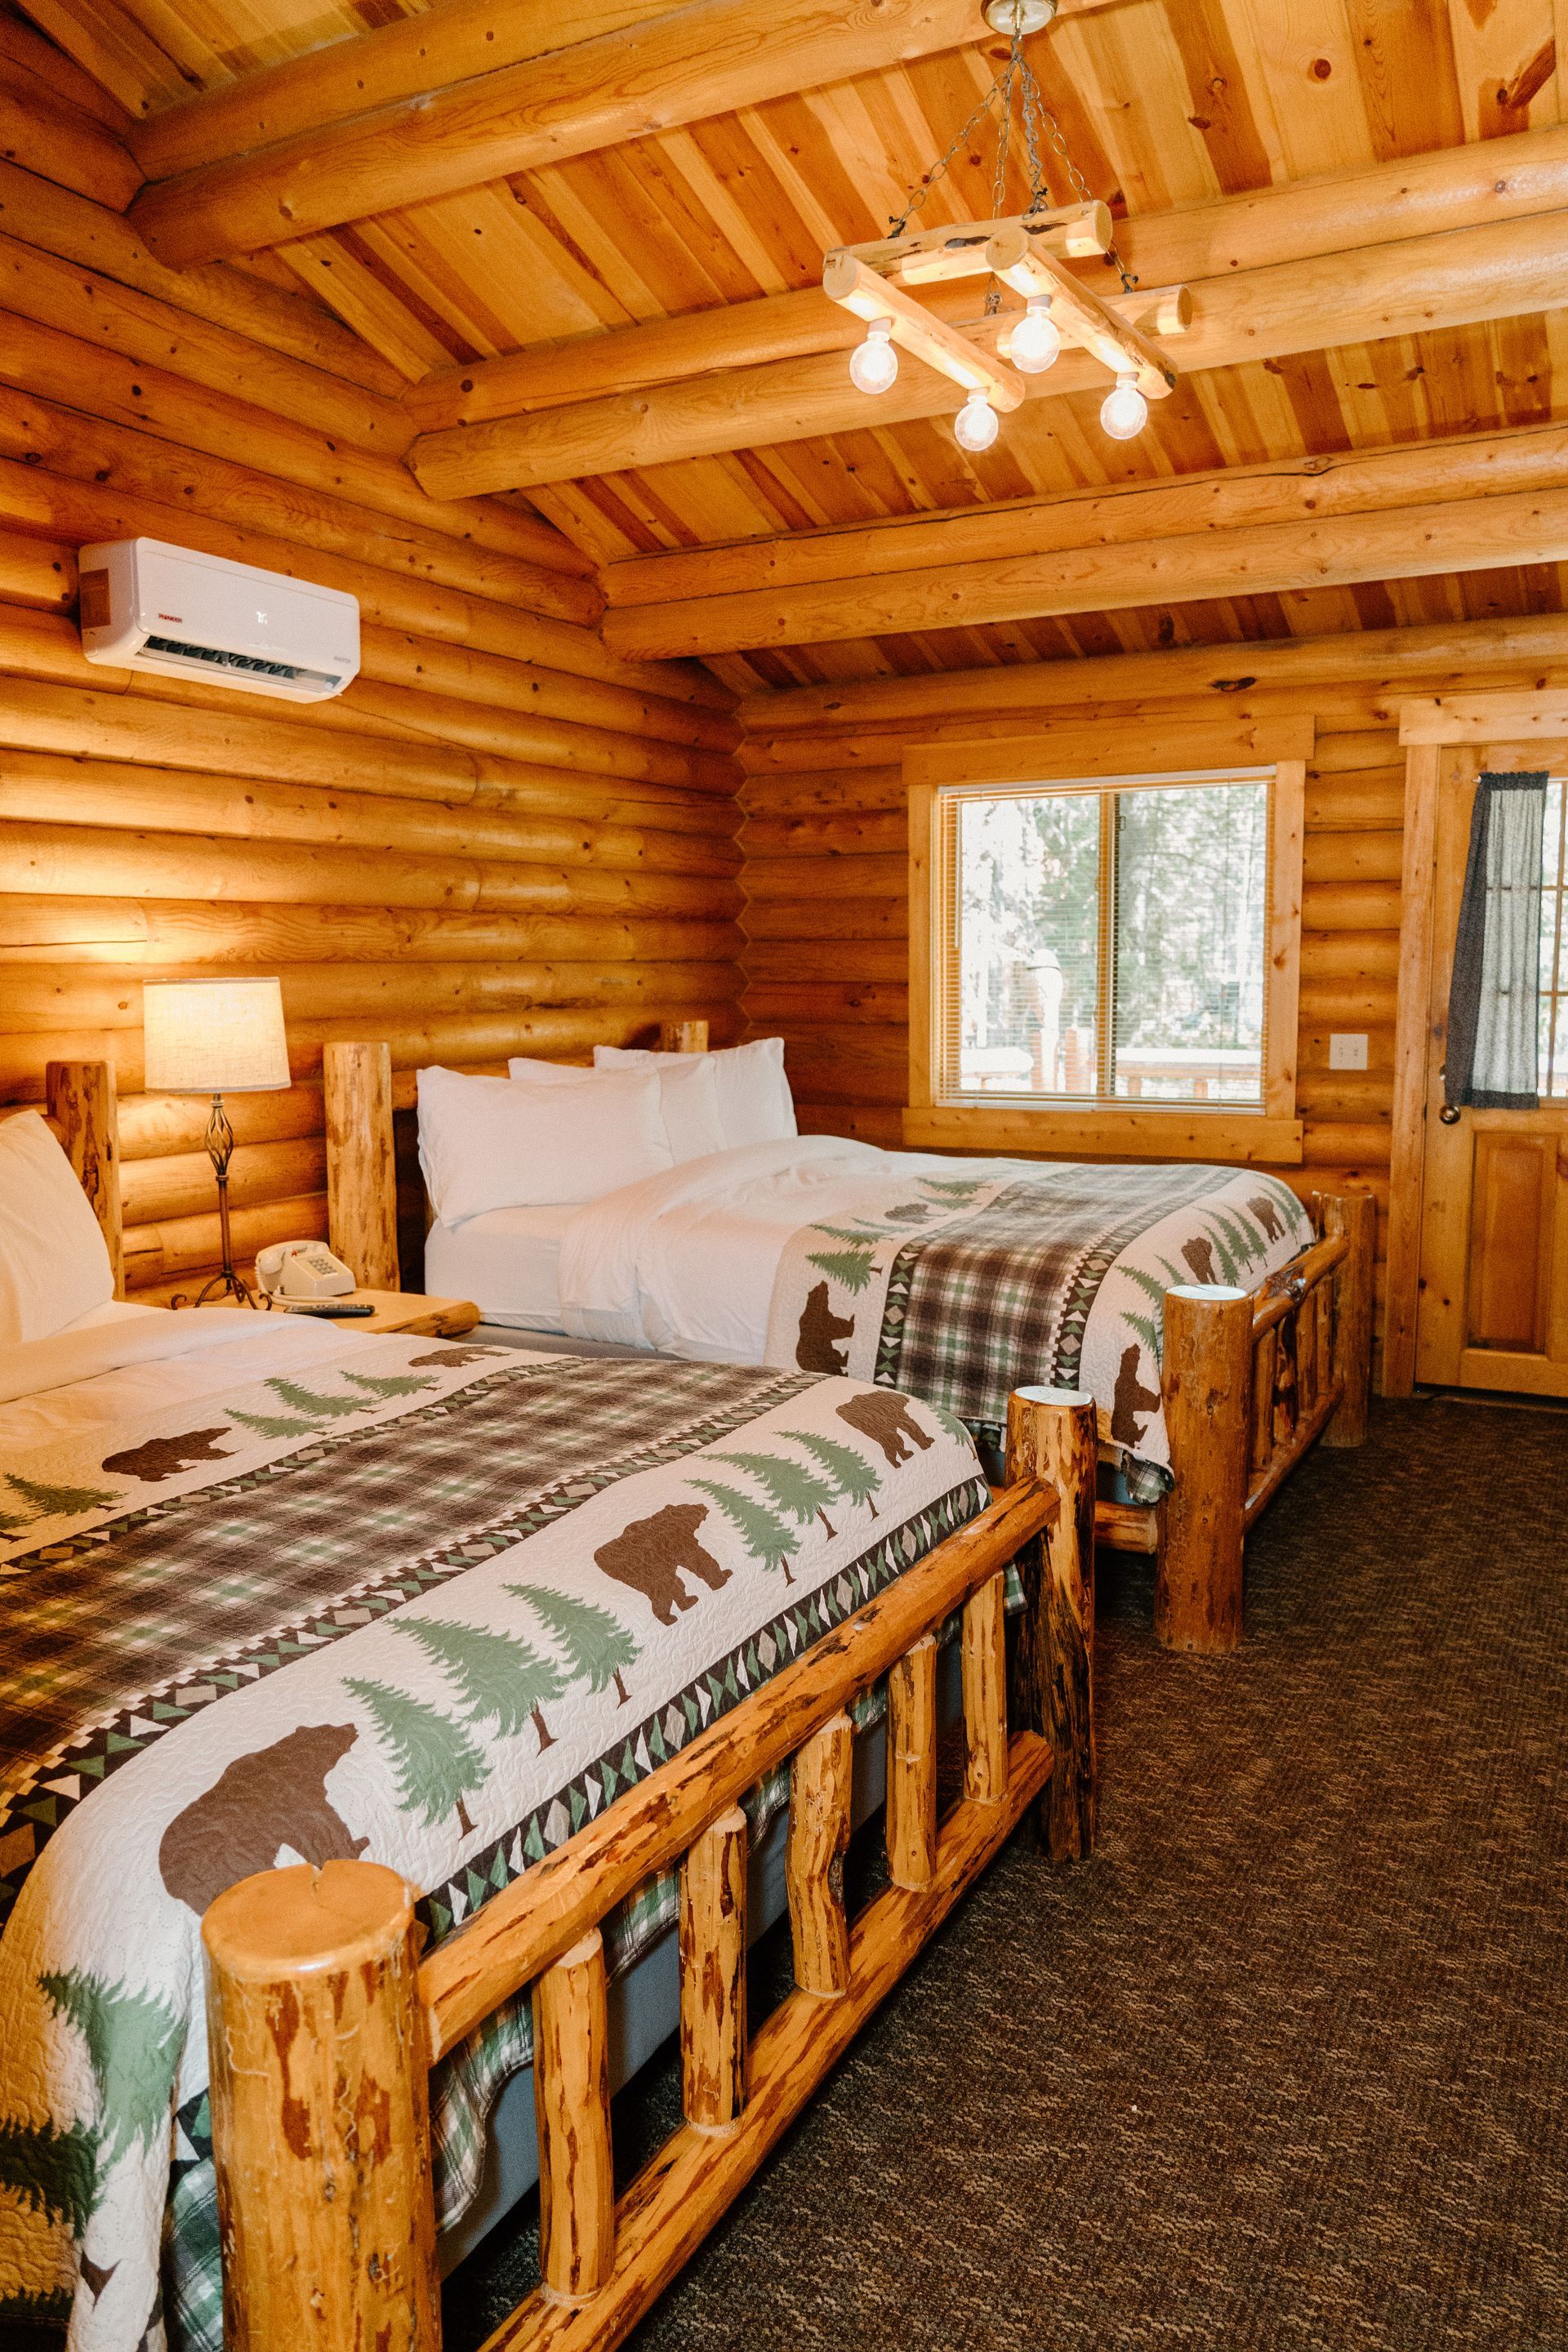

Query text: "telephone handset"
[255, 1241, 358, 1302]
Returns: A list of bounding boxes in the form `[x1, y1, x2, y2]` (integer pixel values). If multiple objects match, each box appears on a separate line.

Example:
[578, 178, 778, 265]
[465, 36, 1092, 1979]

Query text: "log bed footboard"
[1095, 1190, 1377, 1656]
[200, 1388, 1094, 2352]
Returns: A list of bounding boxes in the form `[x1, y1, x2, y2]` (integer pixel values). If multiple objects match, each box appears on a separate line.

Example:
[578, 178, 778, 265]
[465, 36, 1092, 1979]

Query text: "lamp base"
[171, 1093, 257, 1310]
[189, 1263, 257, 1309]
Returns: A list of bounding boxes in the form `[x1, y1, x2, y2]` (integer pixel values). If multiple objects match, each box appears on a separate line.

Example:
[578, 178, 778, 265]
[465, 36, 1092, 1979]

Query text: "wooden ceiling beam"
[129, 0, 680, 182]
[599, 422, 1568, 656]
[127, 0, 987, 269]
[406, 200, 1568, 499]
[736, 614, 1568, 736]
[404, 288, 846, 432]
[605, 421, 1568, 608]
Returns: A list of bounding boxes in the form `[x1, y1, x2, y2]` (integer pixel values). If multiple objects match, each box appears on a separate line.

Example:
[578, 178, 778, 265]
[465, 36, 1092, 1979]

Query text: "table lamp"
[143, 978, 291, 1307]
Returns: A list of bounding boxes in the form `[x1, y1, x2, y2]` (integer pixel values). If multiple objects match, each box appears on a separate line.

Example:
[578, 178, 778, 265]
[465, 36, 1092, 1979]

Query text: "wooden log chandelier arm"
[984, 230, 1176, 397]
[848, 199, 1112, 283]
[821, 252, 1027, 411]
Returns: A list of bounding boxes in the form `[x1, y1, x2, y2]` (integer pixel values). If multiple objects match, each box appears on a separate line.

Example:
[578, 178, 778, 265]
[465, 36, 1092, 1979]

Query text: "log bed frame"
[320, 1033, 1376, 1661]
[198, 1392, 1089, 2352]
[26, 1054, 1098, 2350]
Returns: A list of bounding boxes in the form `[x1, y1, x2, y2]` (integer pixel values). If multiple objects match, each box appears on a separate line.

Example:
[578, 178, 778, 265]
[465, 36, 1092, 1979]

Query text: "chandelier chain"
[884, 23, 1135, 296]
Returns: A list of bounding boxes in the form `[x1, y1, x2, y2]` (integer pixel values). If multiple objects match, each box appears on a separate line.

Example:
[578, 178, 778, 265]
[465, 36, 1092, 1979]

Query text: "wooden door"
[1415, 746, 1568, 1394]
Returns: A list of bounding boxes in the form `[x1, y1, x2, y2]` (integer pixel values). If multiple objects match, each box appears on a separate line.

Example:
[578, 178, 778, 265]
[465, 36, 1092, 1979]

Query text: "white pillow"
[510, 1052, 724, 1164]
[417, 1065, 673, 1224]
[595, 1038, 795, 1151]
[0, 1108, 115, 1346]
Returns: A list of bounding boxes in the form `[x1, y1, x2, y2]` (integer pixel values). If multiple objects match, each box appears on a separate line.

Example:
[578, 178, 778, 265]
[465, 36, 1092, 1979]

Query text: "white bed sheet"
[424, 1202, 576, 1330]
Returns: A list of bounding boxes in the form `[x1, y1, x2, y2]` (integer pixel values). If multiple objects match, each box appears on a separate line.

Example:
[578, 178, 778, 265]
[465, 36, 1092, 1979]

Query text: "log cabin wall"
[736, 627, 1568, 1369]
[0, 66, 744, 1301]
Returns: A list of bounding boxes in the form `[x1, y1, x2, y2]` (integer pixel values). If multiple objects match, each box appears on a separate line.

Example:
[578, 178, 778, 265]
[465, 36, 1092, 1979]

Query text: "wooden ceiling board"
[16, 0, 1568, 679]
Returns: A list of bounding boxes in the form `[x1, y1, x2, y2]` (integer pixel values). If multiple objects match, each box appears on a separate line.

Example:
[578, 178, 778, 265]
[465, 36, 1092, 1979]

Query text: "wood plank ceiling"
[20, 0, 1568, 693]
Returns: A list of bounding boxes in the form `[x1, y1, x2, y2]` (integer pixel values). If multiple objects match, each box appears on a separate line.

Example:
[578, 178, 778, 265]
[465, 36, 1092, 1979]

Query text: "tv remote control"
[275, 1299, 376, 1317]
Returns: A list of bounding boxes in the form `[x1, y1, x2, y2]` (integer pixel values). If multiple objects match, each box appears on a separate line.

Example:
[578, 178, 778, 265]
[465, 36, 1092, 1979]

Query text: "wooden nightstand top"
[206, 1291, 481, 1337]
[330, 1291, 481, 1337]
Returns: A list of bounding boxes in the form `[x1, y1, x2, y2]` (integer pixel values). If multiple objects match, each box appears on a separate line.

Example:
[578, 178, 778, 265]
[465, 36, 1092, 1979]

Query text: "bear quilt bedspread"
[764, 1158, 1315, 1501]
[0, 1315, 986, 2352]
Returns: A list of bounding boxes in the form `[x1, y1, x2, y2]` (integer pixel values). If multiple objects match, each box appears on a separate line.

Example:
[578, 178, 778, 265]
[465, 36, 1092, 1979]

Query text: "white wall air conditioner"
[78, 537, 360, 704]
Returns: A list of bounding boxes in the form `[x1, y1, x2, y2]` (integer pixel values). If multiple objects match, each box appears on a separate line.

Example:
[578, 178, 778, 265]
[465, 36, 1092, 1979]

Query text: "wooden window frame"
[904, 718, 1309, 1166]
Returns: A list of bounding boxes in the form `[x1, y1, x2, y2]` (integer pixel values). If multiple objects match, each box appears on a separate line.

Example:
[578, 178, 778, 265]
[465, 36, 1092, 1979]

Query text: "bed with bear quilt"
[0, 1307, 986, 2352]
[550, 1138, 1316, 1503]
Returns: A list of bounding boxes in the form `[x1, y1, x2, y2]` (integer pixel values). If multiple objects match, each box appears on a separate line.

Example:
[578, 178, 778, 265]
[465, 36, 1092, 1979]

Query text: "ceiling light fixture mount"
[824, 0, 1187, 449]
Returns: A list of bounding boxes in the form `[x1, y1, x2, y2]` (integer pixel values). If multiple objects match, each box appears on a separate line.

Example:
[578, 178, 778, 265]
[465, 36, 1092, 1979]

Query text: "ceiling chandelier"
[822, 0, 1189, 452]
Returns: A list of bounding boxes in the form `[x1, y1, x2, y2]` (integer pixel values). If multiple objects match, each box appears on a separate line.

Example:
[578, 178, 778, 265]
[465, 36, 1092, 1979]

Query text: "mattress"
[424, 1201, 574, 1329]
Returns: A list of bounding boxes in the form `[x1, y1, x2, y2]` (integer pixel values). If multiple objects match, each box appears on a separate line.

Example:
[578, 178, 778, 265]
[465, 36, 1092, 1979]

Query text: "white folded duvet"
[555, 1136, 999, 1360]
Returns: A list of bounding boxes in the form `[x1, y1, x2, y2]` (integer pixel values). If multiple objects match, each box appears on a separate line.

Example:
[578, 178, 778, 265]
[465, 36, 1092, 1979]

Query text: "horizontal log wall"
[0, 82, 742, 1300]
[737, 646, 1568, 1365]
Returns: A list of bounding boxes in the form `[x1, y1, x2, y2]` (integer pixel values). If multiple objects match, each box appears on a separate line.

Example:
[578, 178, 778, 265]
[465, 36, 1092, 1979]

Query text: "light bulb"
[1009, 296, 1061, 374]
[849, 318, 898, 396]
[1100, 371, 1148, 440]
[953, 390, 1000, 452]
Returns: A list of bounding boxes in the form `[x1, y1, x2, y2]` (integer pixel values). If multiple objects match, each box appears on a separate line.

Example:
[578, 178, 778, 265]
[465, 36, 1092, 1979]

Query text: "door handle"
[1440, 1105, 1462, 1125]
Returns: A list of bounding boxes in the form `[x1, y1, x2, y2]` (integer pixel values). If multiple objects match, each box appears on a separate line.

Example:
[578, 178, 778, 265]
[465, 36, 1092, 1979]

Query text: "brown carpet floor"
[444, 1398, 1568, 2352]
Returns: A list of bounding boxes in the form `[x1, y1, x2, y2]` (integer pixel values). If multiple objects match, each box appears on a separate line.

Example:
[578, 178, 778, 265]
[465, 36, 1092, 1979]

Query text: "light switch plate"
[1329, 1032, 1369, 1071]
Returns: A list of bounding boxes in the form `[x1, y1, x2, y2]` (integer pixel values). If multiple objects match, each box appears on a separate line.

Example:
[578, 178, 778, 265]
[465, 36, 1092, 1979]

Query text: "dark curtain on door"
[1445, 771, 1547, 1111]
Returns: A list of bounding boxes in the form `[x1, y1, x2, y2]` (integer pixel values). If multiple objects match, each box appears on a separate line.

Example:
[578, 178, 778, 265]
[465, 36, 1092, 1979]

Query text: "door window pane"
[1542, 777, 1567, 1099]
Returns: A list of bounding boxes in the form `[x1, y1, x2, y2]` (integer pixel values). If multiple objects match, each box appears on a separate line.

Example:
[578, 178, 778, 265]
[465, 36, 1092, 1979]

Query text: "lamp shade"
[144, 978, 290, 1094]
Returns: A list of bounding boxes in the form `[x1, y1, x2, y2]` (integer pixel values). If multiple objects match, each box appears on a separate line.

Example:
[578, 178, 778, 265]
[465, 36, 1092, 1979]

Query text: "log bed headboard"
[325, 1022, 711, 1294]
[2, 1062, 125, 1299]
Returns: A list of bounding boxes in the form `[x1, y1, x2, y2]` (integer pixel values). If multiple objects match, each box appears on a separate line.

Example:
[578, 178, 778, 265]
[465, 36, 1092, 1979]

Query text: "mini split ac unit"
[78, 537, 360, 704]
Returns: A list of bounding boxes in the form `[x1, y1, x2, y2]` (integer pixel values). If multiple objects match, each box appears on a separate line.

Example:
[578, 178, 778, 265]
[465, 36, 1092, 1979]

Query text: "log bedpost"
[961, 1571, 1009, 1805]
[886, 1633, 938, 1891]
[323, 1038, 400, 1290]
[786, 1711, 853, 1995]
[1005, 1385, 1098, 1861]
[202, 1858, 440, 2352]
[659, 1019, 710, 1053]
[1157, 1285, 1253, 1655]
[1322, 1190, 1375, 1449]
[533, 1927, 616, 2305]
[679, 1806, 748, 2132]
[45, 1058, 122, 1298]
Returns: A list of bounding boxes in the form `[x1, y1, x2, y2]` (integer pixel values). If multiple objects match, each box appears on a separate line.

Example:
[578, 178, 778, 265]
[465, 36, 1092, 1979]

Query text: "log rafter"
[125, 0, 991, 269]
[599, 421, 1568, 657]
[405, 198, 1568, 499]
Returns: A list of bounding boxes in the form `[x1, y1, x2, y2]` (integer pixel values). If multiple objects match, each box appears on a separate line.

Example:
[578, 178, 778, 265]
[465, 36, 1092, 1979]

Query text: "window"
[940, 773, 1272, 1107]
[906, 739, 1305, 1162]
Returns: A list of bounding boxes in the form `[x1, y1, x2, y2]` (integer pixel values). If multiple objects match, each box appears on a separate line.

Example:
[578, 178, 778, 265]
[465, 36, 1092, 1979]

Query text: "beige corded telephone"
[254, 1241, 357, 1301]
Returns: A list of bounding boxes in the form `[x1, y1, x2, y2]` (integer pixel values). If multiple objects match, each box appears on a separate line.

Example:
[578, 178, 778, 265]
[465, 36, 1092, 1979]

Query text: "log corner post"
[659, 1019, 710, 1054]
[1005, 1384, 1098, 1861]
[323, 1039, 399, 1291]
[45, 1059, 122, 1298]
[1157, 1285, 1253, 1655]
[203, 1859, 440, 2352]
[1321, 1190, 1375, 1450]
